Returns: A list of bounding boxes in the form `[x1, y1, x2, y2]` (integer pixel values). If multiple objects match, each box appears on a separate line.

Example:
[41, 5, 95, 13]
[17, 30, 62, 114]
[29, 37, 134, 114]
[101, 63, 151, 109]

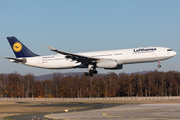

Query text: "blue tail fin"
[7, 36, 39, 58]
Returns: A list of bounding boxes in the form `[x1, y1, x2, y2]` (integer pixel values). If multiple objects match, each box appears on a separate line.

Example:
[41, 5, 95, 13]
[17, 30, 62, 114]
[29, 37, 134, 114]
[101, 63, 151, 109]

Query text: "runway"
[45, 104, 180, 120]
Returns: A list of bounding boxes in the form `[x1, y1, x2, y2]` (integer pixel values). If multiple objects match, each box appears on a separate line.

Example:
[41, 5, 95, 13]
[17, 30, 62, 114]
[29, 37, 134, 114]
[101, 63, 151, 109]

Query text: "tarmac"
[45, 104, 180, 120]
[11, 103, 180, 120]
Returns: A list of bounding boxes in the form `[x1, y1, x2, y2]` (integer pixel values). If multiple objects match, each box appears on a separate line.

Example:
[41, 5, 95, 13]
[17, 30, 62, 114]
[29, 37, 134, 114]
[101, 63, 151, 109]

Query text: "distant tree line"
[0, 70, 180, 98]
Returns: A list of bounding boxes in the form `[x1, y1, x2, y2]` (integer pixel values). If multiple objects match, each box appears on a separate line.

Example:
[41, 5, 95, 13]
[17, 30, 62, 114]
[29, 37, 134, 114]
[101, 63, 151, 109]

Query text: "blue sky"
[1, 0, 180, 76]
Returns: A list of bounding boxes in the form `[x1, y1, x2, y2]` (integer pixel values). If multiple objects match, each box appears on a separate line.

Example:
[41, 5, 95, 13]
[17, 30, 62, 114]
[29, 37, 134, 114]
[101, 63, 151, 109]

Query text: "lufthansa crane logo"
[13, 42, 22, 52]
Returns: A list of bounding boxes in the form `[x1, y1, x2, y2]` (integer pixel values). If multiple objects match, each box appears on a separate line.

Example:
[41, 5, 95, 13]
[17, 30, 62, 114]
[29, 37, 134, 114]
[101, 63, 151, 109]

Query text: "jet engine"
[97, 60, 117, 68]
[104, 64, 123, 70]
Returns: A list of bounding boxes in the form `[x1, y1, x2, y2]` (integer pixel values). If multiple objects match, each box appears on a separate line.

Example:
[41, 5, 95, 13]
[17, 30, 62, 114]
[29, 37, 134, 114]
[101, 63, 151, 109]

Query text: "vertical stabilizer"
[7, 37, 39, 58]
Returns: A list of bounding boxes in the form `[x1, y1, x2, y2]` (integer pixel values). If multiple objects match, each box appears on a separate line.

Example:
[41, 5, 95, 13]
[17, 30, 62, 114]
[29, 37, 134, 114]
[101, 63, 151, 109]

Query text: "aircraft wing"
[4, 57, 27, 63]
[47, 45, 100, 63]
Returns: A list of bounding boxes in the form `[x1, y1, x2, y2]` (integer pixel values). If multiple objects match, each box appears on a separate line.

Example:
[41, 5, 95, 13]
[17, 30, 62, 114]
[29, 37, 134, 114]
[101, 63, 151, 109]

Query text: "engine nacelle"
[104, 64, 123, 70]
[97, 60, 117, 68]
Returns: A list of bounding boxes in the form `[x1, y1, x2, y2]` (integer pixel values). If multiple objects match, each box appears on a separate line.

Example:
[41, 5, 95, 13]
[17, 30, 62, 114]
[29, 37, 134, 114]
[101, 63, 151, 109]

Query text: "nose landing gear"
[158, 64, 161, 68]
[158, 61, 161, 68]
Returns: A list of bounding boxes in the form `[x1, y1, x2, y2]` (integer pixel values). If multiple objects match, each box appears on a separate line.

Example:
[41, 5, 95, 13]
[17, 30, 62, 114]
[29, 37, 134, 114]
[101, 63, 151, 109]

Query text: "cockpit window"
[167, 49, 172, 51]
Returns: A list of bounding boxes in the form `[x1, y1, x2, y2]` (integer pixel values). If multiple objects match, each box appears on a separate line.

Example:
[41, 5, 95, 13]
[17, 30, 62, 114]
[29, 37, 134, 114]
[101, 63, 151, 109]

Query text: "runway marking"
[44, 114, 59, 120]
[102, 113, 125, 118]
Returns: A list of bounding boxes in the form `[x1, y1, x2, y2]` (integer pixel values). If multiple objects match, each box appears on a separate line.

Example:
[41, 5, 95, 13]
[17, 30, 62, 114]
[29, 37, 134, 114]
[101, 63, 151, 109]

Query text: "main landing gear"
[84, 65, 98, 77]
[158, 61, 161, 68]
[84, 69, 98, 77]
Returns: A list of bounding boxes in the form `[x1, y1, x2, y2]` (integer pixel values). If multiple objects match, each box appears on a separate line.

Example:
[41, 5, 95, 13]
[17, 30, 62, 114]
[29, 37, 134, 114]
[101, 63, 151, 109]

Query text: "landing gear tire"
[89, 70, 94, 77]
[84, 72, 89, 76]
[158, 64, 161, 68]
[93, 70, 98, 74]
[89, 72, 94, 77]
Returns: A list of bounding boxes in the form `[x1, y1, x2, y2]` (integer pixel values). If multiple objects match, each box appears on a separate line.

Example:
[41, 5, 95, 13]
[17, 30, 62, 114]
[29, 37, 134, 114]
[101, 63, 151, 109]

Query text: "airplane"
[4, 36, 177, 76]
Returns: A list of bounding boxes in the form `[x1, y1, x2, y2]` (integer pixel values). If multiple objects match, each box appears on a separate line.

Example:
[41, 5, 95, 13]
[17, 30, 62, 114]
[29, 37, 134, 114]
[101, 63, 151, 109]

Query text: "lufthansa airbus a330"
[5, 37, 177, 76]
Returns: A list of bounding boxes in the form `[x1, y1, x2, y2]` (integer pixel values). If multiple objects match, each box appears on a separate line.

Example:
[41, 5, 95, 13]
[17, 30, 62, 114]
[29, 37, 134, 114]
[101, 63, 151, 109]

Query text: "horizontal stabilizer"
[4, 57, 27, 63]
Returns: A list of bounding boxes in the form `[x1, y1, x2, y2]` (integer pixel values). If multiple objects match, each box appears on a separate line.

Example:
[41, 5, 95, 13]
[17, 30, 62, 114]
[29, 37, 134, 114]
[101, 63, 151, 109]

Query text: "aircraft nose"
[172, 51, 177, 56]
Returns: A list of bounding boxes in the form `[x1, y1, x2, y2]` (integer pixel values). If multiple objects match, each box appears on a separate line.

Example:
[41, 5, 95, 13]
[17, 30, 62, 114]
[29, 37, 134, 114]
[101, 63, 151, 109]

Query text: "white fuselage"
[16, 47, 176, 69]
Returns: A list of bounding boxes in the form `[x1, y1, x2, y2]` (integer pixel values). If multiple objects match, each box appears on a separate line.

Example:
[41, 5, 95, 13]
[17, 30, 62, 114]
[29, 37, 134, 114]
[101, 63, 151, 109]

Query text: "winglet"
[47, 45, 56, 51]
